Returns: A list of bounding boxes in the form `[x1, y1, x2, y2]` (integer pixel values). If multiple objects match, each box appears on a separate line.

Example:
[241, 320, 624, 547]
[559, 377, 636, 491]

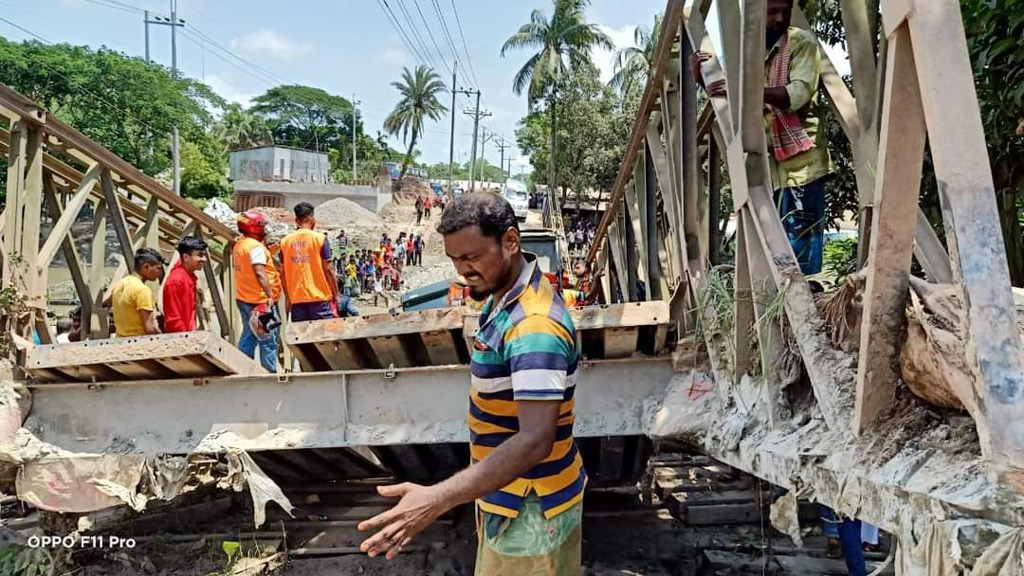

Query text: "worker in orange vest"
[233, 211, 281, 372]
[280, 202, 339, 322]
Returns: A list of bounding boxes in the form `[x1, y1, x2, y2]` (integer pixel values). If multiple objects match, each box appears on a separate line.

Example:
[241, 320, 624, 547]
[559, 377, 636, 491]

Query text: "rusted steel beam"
[587, 0, 684, 264]
[904, 0, 1024, 469]
[855, 24, 927, 434]
[0, 84, 235, 240]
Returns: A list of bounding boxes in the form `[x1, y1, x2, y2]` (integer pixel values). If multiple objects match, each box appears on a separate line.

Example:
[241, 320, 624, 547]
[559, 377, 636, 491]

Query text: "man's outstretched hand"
[358, 482, 451, 560]
[689, 51, 727, 97]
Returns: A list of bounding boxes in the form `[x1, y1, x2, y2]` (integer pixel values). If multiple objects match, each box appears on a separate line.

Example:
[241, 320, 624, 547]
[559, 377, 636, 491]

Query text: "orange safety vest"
[280, 228, 333, 304]
[233, 236, 281, 304]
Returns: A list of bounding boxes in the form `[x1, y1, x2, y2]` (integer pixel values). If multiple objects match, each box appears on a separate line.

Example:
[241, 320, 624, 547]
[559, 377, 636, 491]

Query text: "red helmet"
[237, 210, 268, 240]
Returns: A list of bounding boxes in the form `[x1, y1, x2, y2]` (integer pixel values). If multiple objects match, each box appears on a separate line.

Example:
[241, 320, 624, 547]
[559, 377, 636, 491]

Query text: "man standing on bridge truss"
[359, 192, 585, 575]
[692, 0, 834, 274]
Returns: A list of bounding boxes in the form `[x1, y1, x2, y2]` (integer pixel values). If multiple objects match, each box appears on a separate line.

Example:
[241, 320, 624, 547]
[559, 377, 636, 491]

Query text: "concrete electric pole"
[144, 3, 185, 195]
[463, 94, 490, 193]
[495, 138, 511, 183]
[449, 65, 477, 195]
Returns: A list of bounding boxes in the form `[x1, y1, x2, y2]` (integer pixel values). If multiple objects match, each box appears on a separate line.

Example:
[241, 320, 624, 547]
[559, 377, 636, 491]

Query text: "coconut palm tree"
[501, 0, 611, 198]
[384, 65, 447, 179]
[215, 104, 273, 154]
[610, 14, 662, 96]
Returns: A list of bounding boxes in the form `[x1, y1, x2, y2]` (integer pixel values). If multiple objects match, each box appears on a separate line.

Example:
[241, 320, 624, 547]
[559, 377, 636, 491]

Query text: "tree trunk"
[400, 131, 418, 180]
[997, 185, 1024, 287]
[549, 90, 561, 208]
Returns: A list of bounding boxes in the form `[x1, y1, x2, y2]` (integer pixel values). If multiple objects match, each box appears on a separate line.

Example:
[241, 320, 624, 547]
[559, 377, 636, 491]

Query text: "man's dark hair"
[177, 235, 209, 257]
[294, 202, 315, 221]
[437, 192, 519, 243]
[71, 306, 82, 319]
[134, 247, 164, 268]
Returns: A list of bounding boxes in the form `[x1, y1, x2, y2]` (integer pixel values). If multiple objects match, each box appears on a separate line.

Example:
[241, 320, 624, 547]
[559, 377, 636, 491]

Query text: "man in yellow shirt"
[108, 247, 165, 337]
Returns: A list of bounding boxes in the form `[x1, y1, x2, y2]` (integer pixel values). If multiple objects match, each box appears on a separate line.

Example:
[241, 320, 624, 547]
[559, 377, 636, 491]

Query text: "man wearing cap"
[233, 210, 281, 372]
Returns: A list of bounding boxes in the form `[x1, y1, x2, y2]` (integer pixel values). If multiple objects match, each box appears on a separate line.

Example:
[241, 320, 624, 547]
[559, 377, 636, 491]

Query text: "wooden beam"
[854, 24, 926, 433]
[906, 0, 1024, 466]
[742, 208, 784, 428]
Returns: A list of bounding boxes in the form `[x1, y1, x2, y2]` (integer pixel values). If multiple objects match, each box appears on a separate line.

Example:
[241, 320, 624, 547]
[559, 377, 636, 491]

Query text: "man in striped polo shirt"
[359, 192, 585, 574]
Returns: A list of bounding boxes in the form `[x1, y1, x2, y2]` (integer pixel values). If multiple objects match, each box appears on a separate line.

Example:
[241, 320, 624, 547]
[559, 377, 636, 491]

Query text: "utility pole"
[479, 130, 495, 187]
[495, 138, 511, 183]
[463, 92, 489, 193]
[145, 3, 185, 195]
[352, 93, 361, 181]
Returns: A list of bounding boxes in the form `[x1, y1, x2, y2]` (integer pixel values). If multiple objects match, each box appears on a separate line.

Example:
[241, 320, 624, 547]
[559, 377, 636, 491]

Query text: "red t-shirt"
[163, 261, 198, 333]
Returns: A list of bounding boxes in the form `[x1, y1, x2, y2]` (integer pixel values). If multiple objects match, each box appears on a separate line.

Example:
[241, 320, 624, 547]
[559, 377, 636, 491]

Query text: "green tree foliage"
[502, 0, 612, 193]
[180, 137, 231, 200]
[960, 0, 1024, 284]
[214, 103, 273, 154]
[610, 13, 662, 97]
[251, 85, 358, 154]
[383, 65, 448, 179]
[0, 38, 222, 177]
[516, 64, 630, 205]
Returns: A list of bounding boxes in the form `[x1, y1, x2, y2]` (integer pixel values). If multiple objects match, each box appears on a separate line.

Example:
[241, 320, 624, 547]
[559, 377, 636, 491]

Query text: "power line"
[187, 25, 295, 86]
[393, 0, 443, 73]
[429, 0, 474, 89]
[448, 0, 480, 87]
[178, 29, 277, 87]
[409, 0, 454, 77]
[0, 15, 167, 137]
[84, 0, 144, 15]
[377, 0, 430, 67]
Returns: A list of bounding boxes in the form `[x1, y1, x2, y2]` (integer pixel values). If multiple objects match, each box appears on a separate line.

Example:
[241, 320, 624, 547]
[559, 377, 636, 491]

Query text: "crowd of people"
[332, 229, 427, 309]
[567, 216, 597, 254]
[52, 194, 448, 373]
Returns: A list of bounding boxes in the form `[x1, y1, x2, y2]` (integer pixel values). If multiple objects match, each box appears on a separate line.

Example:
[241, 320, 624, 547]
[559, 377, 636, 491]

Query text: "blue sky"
[0, 0, 669, 171]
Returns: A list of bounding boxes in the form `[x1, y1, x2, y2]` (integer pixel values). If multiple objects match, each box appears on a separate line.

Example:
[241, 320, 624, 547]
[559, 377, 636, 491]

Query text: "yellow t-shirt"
[111, 274, 154, 337]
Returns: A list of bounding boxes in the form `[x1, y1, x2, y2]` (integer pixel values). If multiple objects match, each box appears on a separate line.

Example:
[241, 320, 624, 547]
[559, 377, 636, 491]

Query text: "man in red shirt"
[163, 236, 209, 333]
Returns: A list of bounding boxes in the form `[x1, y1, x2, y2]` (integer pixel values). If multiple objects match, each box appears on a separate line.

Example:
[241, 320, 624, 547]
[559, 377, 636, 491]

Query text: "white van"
[502, 179, 529, 220]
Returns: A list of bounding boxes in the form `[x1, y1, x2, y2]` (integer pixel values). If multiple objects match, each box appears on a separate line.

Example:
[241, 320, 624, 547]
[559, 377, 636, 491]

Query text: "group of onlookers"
[333, 230, 426, 309]
[567, 217, 596, 254]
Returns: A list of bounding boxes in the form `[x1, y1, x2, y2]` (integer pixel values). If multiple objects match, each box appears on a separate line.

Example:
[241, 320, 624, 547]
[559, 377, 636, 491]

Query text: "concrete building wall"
[229, 147, 330, 183]
[234, 180, 392, 213]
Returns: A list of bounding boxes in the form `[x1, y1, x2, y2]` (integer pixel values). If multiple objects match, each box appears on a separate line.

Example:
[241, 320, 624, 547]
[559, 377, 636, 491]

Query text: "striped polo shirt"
[469, 257, 586, 519]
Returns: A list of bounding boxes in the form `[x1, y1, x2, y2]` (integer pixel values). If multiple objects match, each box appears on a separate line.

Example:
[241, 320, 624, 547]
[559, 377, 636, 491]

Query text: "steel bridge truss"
[589, 0, 1024, 478]
[0, 85, 238, 344]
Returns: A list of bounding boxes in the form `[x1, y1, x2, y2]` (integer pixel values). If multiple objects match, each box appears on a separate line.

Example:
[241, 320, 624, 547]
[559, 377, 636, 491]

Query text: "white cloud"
[595, 24, 638, 83]
[204, 74, 256, 108]
[377, 47, 410, 66]
[231, 29, 313, 62]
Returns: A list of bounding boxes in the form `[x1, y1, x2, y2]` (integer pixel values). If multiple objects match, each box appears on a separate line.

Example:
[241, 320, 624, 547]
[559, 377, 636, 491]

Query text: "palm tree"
[215, 104, 273, 153]
[610, 14, 662, 96]
[501, 0, 611, 199]
[384, 65, 447, 179]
